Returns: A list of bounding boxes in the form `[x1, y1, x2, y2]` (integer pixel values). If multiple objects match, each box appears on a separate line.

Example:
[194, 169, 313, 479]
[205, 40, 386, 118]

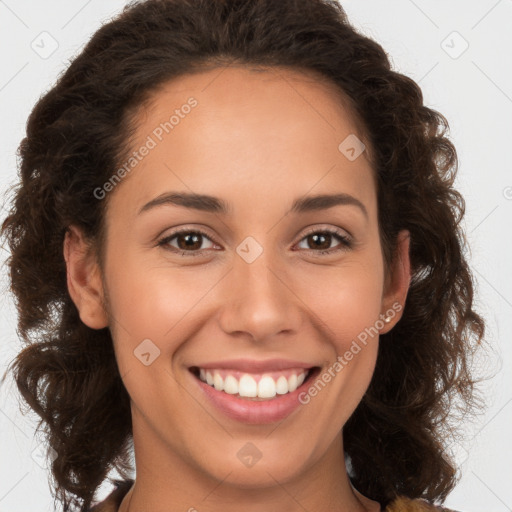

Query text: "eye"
[295, 227, 352, 255]
[157, 226, 353, 257]
[157, 228, 218, 257]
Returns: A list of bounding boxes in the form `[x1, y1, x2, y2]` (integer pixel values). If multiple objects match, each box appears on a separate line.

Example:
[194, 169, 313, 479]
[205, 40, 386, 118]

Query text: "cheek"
[295, 257, 384, 343]
[295, 266, 383, 445]
[105, 249, 217, 337]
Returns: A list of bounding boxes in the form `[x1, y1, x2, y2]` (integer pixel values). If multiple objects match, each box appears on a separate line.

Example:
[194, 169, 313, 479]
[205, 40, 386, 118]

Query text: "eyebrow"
[138, 191, 368, 219]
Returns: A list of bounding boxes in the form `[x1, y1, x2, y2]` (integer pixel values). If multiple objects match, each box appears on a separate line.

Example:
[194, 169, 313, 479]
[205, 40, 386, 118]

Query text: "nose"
[217, 247, 303, 343]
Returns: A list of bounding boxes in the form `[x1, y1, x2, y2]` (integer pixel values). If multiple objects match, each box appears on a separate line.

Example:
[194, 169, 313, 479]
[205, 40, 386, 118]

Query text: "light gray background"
[1, 1, 511, 511]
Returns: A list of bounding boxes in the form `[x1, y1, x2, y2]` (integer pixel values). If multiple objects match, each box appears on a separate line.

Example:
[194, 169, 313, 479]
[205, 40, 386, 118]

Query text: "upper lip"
[191, 358, 316, 373]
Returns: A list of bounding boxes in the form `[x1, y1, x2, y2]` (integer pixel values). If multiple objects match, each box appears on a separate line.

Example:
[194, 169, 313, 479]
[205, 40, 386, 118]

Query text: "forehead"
[107, 65, 376, 221]
[138, 65, 367, 149]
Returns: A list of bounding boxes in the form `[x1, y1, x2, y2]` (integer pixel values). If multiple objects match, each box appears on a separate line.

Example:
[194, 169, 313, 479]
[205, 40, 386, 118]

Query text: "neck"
[119, 411, 380, 512]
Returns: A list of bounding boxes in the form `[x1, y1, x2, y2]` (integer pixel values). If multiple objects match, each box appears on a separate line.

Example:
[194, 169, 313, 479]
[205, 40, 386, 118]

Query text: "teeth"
[223, 375, 239, 395]
[199, 369, 309, 399]
[213, 373, 223, 391]
[258, 376, 276, 398]
[276, 375, 289, 395]
[288, 374, 298, 392]
[239, 374, 258, 397]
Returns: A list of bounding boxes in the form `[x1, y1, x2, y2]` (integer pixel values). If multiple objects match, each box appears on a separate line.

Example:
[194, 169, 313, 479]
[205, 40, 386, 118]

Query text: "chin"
[193, 442, 314, 489]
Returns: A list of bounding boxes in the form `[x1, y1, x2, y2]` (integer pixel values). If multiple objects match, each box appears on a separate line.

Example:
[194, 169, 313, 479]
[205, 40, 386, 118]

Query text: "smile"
[189, 361, 321, 424]
[197, 368, 309, 399]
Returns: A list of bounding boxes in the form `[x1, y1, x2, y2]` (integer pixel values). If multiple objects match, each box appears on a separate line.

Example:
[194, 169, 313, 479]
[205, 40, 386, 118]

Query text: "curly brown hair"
[1, 0, 485, 510]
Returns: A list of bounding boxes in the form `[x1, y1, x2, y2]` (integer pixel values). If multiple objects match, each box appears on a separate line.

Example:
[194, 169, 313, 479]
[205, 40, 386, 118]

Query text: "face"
[66, 66, 410, 491]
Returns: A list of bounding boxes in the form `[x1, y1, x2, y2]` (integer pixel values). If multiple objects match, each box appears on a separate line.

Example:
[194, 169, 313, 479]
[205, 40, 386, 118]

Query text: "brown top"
[89, 479, 460, 512]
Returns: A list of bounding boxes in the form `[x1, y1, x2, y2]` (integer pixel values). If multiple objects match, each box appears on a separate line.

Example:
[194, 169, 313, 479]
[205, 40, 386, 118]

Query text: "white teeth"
[238, 374, 258, 397]
[197, 368, 309, 399]
[288, 374, 298, 392]
[213, 373, 223, 391]
[223, 375, 239, 395]
[276, 375, 289, 395]
[258, 376, 276, 398]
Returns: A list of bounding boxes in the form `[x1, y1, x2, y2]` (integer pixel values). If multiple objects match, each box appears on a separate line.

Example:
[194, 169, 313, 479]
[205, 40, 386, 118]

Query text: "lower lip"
[192, 370, 317, 425]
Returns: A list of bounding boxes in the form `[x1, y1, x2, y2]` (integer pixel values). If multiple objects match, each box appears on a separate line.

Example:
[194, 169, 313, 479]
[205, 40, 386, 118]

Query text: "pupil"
[179, 233, 201, 250]
[311, 233, 330, 250]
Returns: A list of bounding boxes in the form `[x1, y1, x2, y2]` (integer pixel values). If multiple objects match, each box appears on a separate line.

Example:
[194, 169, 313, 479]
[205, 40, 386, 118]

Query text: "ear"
[379, 229, 411, 334]
[63, 225, 109, 329]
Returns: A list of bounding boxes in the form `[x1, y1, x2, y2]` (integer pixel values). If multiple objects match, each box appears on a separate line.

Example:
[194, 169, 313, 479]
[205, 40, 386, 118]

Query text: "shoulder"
[385, 495, 461, 512]
[89, 479, 134, 512]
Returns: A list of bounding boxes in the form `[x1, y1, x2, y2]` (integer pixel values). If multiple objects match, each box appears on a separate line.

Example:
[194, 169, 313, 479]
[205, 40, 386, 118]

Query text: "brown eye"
[174, 232, 205, 251]
[296, 229, 352, 255]
[305, 232, 333, 250]
[158, 229, 217, 256]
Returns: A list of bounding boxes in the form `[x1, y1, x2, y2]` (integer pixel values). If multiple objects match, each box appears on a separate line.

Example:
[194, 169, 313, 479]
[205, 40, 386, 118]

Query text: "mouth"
[189, 366, 319, 401]
[188, 359, 322, 423]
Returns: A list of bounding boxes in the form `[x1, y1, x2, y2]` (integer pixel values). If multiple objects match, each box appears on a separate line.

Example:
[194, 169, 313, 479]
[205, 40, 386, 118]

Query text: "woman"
[1, 0, 485, 511]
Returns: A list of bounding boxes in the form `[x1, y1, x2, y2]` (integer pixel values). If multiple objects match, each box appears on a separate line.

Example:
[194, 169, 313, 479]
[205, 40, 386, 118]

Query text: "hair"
[1, 0, 486, 510]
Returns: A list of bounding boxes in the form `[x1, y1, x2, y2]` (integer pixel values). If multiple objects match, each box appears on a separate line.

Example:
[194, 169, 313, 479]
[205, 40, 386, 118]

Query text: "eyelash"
[157, 227, 352, 257]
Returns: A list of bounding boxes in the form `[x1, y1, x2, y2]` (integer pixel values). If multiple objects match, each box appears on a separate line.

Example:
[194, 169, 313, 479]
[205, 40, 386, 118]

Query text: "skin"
[64, 66, 411, 512]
